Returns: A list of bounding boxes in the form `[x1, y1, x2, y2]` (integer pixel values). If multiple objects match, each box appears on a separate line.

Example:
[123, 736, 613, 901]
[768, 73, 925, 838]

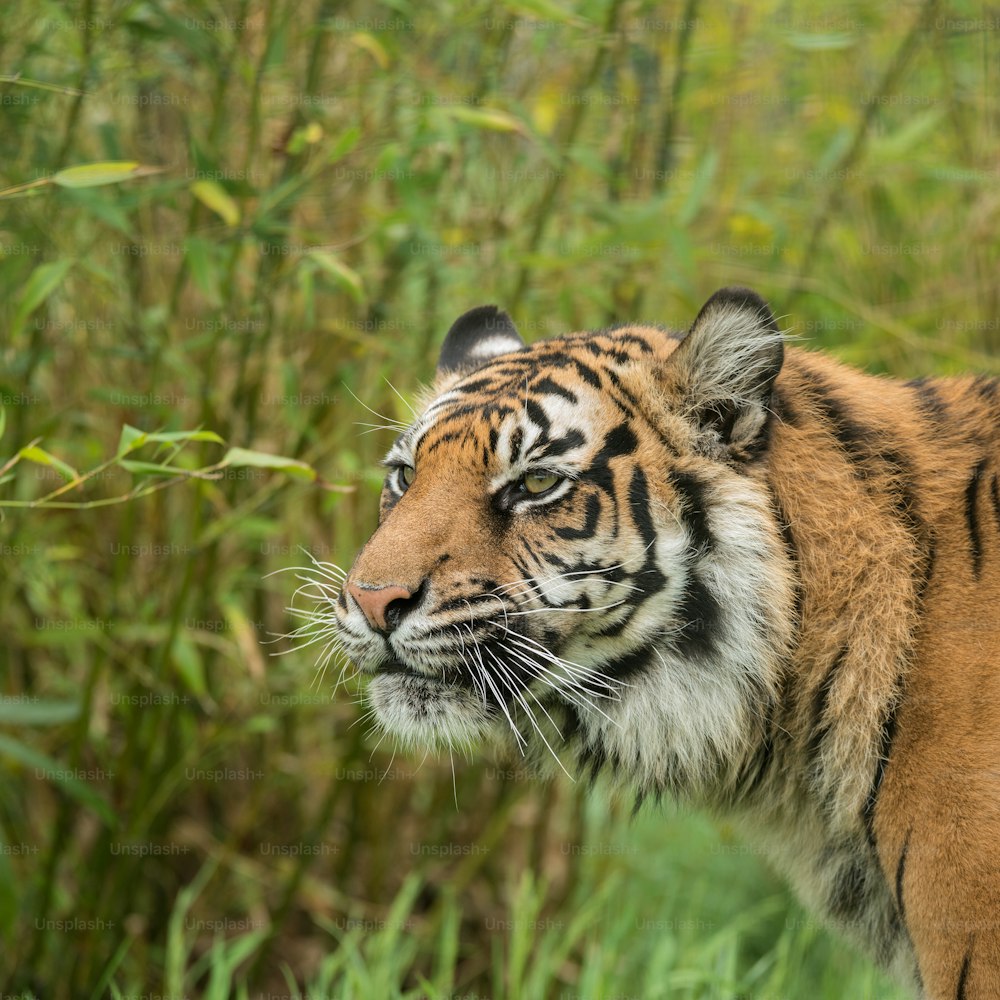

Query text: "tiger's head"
[331, 287, 798, 798]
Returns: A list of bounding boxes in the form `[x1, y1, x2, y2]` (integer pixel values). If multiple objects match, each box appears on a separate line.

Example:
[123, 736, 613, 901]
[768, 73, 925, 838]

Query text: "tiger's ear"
[668, 287, 784, 460]
[436, 305, 524, 380]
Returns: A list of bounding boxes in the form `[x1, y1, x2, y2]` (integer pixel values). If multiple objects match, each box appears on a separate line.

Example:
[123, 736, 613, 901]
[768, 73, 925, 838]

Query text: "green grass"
[120, 803, 909, 999]
[0, 0, 995, 995]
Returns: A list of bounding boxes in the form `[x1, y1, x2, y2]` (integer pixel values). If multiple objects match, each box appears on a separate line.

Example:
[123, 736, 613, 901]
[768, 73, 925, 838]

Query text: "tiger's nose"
[347, 582, 420, 633]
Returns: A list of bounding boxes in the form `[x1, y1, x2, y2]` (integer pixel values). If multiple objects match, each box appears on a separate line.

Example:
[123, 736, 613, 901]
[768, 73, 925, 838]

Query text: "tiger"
[328, 287, 1000, 998]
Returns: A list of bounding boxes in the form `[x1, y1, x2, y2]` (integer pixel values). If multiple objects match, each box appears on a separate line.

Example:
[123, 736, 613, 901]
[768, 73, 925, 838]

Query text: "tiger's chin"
[366, 673, 497, 749]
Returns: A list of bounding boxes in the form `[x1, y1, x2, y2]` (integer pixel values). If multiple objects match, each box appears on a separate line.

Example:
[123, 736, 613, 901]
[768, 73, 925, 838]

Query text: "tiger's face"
[333, 289, 797, 795]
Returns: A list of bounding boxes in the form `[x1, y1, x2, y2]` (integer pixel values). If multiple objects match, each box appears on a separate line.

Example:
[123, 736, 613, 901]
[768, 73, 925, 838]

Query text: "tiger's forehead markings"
[408, 330, 664, 465]
[415, 385, 592, 473]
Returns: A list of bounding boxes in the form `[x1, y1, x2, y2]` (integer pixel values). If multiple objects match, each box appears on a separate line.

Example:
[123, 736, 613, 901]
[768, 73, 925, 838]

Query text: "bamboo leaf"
[0, 699, 80, 725]
[172, 633, 207, 698]
[220, 447, 317, 481]
[18, 445, 79, 482]
[351, 32, 390, 69]
[143, 429, 225, 445]
[117, 460, 187, 477]
[189, 180, 241, 226]
[117, 425, 147, 455]
[117, 426, 225, 457]
[11, 260, 74, 338]
[440, 106, 528, 134]
[307, 251, 365, 303]
[52, 161, 162, 188]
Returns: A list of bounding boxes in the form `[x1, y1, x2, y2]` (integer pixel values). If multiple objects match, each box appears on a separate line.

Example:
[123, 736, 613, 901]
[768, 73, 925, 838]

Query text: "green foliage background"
[0, 0, 996, 996]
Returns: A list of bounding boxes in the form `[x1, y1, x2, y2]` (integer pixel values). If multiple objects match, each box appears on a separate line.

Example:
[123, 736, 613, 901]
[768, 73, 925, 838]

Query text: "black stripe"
[532, 375, 578, 403]
[601, 367, 643, 411]
[916, 537, 936, 604]
[600, 423, 638, 461]
[803, 370, 874, 464]
[628, 468, 657, 552]
[537, 545, 572, 570]
[972, 373, 998, 404]
[434, 593, 513, 617]
[806, 376, 920, 529]
[571, 358, 603, 390]
[738, 729, 775, 798]
[895, 827, 911, 921]
[828, 857, 868, 921]
[454, 377, 496, 395]
[423, 429, 465, 455]
[863, 701, 901, 847]
[668, 469, 715, 553]
[477, 361, 535, 380]
[439, 402, 508, 423]
[579, 739, 609, 785]
[560, 703, 582, 745]
[605, 645, 653, 681]
[525, 398, 550, 433]
[548, 556, 625, 586]
[992, 474, 1000, 532]
[607, 330, 656, 353]
[509, 426, 524, 462]
[806, 374, 920, 510]
[537, 429, 585, 459]
[956, 944, 972, 1000]
[555, 492, 602, 540]
[541, 626, 560, 649]
[908, 377, 950, 423]
[581, 340, 633, 366]
[605, 386, 641, 420]
[600, 479, 669, 617]
[420, 404, 515, 449]
[593, 610, 637, 639]
[805, 372, 932, 596]
[674, 572, 721, 660]
[964, 458, 987, 579]
[627, 467, 669, 614]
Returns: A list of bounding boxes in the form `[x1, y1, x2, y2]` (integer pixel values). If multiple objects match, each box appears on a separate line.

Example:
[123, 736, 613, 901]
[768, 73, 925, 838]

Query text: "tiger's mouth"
[378, 654, 437, 678]
[376, 645, 533, 707]
[376, 654, 463, 685]
[357, 646, 498, 700]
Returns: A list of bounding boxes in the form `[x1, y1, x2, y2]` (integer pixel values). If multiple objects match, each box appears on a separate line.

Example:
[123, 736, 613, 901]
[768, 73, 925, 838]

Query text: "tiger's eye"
[522, 471, 560, 494]
[400, 465, 415, 486]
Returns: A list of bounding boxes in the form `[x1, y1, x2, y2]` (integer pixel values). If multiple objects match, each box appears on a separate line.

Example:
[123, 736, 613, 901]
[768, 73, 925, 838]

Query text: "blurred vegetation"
[0, 0, 996, 996]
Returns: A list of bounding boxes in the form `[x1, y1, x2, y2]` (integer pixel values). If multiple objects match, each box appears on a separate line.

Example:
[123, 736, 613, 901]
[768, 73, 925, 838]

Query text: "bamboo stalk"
[783, 0, 942, 310]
